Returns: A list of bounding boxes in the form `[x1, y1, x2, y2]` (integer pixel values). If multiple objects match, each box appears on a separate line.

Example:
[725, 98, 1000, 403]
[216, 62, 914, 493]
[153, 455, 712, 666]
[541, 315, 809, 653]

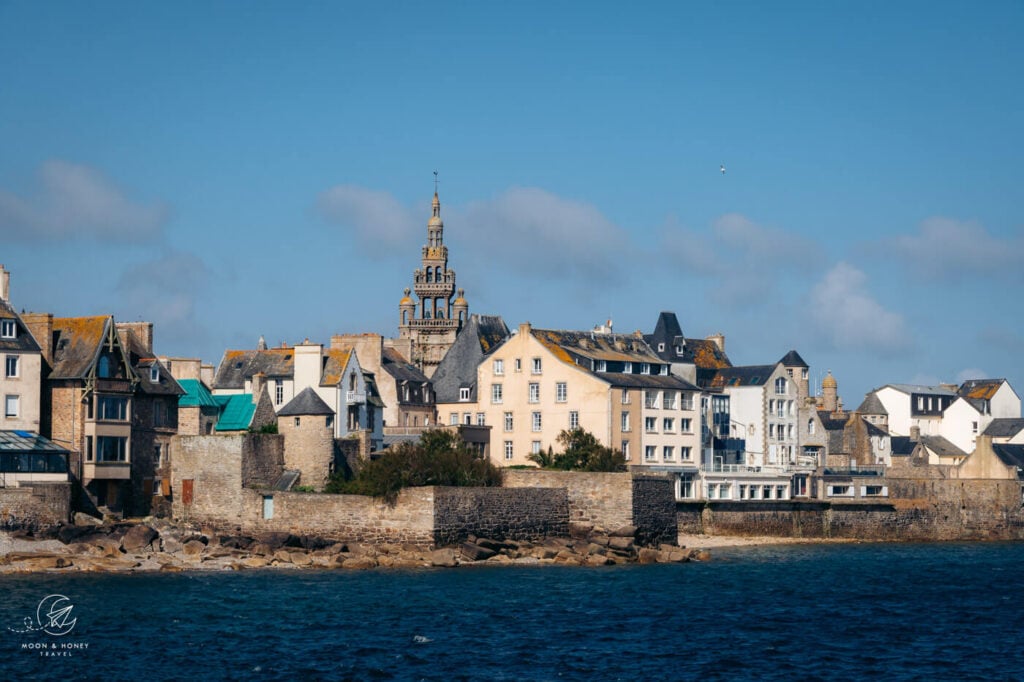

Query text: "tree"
[527, 428, 627, 472]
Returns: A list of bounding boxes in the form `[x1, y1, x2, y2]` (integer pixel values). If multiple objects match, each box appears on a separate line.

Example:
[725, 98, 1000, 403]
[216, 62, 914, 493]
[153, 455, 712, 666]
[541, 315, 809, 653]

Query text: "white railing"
[347, 391, 366, 402]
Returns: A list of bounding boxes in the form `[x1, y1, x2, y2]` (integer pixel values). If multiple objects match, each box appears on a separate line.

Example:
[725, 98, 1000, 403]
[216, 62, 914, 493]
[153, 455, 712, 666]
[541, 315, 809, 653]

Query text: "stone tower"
[398, 188, 467, 378]
[822, 370, 838, 413]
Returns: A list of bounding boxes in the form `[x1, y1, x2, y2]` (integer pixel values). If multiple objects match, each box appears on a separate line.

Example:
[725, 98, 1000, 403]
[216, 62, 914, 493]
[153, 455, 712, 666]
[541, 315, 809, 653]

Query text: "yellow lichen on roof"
[321, 348, 351, 385]
[532, 330, 576, 366]
[693, 342, 730, 369]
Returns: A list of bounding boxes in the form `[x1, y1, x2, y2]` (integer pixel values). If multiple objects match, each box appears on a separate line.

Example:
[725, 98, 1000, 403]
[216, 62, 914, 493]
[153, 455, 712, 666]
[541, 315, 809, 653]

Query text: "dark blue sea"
[3, 542, 1023, 681]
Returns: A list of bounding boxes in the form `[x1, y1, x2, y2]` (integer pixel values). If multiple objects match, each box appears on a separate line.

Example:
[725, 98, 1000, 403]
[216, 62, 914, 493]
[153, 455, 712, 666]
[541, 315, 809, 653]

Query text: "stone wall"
[240, 488, 436, 545]
[0, 483, 71, 531]
[279, 415, 333, 490]
[241, 434, 285, 488]
[504, 470, 633, 532]
[433, 486, 569, 546]
[631, 475, 678, 546]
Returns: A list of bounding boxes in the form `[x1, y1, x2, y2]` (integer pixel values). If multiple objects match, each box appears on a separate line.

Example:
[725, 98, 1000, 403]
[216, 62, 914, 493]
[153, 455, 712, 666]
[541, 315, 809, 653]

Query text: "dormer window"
[0, 320, 15, 338]
[658, 343, 665, 352]
[624, 362, 632, 373]
[596, 360, 607, 372]
[659, 365, 668, 376]
[640, 363, 650, 375]
[150, 365, 160, 383]
[459, 387, 470, 402]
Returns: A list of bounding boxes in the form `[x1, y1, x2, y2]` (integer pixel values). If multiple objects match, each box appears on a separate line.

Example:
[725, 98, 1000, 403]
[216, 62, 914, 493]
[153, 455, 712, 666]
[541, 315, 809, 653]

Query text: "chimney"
[910, 425, 920, 442]
[706, 333, 725, 353]
[200, 364, 215, 386]
[0, 264, 9, 302]
[22, 312, 55, 365]
[251, 372, 266, 402]
[116, 322, 154, 354]
[518, 322, 531, 336]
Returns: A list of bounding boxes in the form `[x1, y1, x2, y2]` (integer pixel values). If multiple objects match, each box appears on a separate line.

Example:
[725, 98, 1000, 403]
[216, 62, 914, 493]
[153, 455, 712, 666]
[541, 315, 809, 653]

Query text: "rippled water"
[3, 542, 1023, 680]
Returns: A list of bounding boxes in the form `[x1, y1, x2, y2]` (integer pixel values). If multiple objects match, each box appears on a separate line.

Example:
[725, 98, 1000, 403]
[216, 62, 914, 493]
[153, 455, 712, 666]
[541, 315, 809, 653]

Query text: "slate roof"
[381, 347, 431, 385]
[983, 418, 1024, 439]
[178, 379, 219, 408]
[533, 328, 663, 366]
[213, 347, 295, 390]
[958, 379, 1006, 401]
[818, 411, 848, 454]
[642, 312, 732, 377]
[432, 314, 510, 403]
[778, 350, 808, 368]
[49, 316, 113, 379]
[214, 394, 256, 431]
[320, 348, 351, 386]
[363, 373, 386, 408]
[278, 387, 334, 416]
[121, 331, 183, 397]
[883, 384, 957, 397]
[0, 299, 41, 353]
[992, 444, 1024, 471]
[644, 311, 686, 362]
[865, 421, 888, 438]
[918, 435, 966, 458]
[855, 392, 888, 415]
[710, 364, 777, 389]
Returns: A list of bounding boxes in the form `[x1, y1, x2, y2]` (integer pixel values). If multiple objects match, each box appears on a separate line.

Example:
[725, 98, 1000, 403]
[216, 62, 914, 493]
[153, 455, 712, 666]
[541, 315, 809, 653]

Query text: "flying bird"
[720, 164, 726, 175]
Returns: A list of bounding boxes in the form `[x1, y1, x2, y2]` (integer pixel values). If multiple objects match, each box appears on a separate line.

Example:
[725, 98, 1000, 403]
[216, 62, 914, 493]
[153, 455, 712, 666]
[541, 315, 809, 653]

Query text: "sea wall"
[0, 483, 71, 531]
[679, 477, 1024, 541]
[432, 486, 569, 546]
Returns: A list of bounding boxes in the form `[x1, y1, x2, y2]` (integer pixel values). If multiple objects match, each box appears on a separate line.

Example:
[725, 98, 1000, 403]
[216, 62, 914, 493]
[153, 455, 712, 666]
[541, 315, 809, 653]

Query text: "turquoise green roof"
[178, 379, 219, 408]
[214, 394, 257, 431]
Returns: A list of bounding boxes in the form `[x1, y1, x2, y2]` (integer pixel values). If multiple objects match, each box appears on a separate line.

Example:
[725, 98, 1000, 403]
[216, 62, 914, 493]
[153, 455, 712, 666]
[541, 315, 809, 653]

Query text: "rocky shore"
[0, 517, 709, 574]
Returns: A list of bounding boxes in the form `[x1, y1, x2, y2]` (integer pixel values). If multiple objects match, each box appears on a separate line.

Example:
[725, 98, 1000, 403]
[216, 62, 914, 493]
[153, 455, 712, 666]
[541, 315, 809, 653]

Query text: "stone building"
[277, 387, 336, 491]
[397, 190, 469, 377]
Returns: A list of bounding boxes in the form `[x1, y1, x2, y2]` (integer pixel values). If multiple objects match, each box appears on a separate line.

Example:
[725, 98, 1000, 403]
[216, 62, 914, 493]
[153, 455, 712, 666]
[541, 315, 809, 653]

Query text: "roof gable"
[178, 379, 219, 408]
[0, 299, 42, 353]
[213, 347, 295, 389]
[779, 350, 808, 368]
[49, 316, 128, 380]
[278, 387, 334, 416]
[711, 364, 778, 388]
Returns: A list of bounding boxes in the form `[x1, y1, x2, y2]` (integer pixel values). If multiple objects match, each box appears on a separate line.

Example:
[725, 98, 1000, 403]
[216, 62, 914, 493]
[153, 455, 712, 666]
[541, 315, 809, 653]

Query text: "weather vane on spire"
[433, 170, 439, 194]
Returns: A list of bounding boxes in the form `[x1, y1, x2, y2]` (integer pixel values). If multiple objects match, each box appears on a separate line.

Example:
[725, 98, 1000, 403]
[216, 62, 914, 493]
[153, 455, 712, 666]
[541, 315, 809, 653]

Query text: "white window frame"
[504, 440, 513, 460]
[531, 411, 542, 432]
[504, 412, 513, 432]
[4, 394, 19, 417]
[531, 357, 542, 374]
[528, 382, 540, 404]
[150, 365, 160, 382]
[555, 382, 567, 403]
[493, 359, 504, 375]
[0, 320, 15, 339]
[491, 383, 503, 404]
[4, 355, 17, 378]
[569, 410, 579, 429]
[459, 387, 471, 402]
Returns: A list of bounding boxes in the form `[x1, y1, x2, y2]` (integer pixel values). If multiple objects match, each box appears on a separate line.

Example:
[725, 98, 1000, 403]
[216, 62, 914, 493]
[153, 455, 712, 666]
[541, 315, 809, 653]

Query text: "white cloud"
[316, 184, 419, 255]
[809, 262, 913, 353]
[115, 250, 211, 345]
[955, 368, 988, 384]
[461, 187, 630, 282]
[0, 160, 168, 242]
[885, 217, 1024, 280]
[659, 212, 822, 307]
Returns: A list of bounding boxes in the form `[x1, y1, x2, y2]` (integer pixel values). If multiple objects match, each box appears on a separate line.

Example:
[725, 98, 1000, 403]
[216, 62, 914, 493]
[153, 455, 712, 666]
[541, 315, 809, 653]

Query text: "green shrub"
[527, 428, 627, 472]
[325, 429, 502, 503]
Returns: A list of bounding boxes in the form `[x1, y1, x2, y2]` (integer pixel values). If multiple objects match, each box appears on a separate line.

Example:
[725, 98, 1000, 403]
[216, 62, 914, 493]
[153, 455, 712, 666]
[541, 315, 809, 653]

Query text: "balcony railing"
[347, 391, 366, 403]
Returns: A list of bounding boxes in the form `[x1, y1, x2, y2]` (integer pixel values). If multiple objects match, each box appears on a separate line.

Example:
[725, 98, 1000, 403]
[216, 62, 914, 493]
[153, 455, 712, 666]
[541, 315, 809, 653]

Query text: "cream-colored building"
[0, 266, 42, 433]
[475, 322, 700, 469]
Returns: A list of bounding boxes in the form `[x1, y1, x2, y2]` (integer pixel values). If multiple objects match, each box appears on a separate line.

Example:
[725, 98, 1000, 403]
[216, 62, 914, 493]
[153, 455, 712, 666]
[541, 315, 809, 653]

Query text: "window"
[808, 419, 815, 435]
[802, 368, 808, 381]
[555, 382, 567, 403]
[476, 413, 486, 426]
[504, 441, 513, 461]
[862, 485, 888, 497]
[769, 424, 776, 440]
[275, 379, 284, 405]
[595, 360, 606, 372]
[459, 387, 470, 402]
[4, 355, 17, 378]
[658, 343, 665, 352]
[531, 411, 542, 432]
[98, 356, 111, 378]
[645, 391, 657, 409]
[659, 365, 668, 376]
[528, 382, 540, 403]
[621, 390, 631, 405]
[491, 384, 503, 404]
[294, 417, 301, 427]
[514, 359, 522, 373]
[0, 319, 15, 338]
[327, 415, 334, 429]
[96, 436, 127, 462]
[775, 377, 787, 395]
[663, 446, 674, 461]
[678, 473, 694, 499]
[449, 413, 458, 426]
[645, 417, 657, 433]
[531, 441, 541, 455]
[504, 412, 513, 431]
[680, 418, 692, 433]
[150, 365, 160, 382]
[531, 358, 542, 374]
[828, 484, 853, 497]
[569, 411, 579, 429]
[493, 359, 504, 375]
[640, 363, 650, 375]
[621, 411, 630, 432]
[463, 413, 472, 425]
[663, 418, 674, 433]
[97, 396, 128, 421]
[680, 393, 694, 411]
[621, 441, 630, 460]
[4, 394, 18, 417]
[349, 372, 357, 392]
[681, 446, 692, 461]
[972, 421, 978, 434]
[644, 446, 656, 461]
[623, 362, 632, 373]
[662, 392, 676, 410]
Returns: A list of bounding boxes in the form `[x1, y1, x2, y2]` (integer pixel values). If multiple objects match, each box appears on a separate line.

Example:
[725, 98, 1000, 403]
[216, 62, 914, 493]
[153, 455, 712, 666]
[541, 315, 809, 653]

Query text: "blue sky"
[1, 1, 1022, 405]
